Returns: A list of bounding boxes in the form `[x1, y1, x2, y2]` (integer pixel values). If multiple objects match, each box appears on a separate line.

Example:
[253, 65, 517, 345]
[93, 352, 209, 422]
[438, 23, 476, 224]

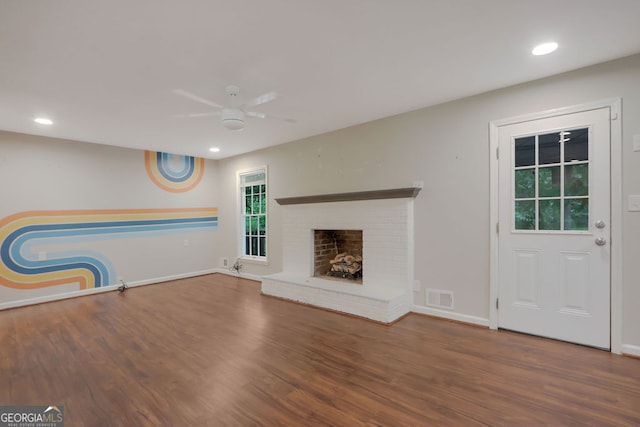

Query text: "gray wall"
[216, 54, 640, 349]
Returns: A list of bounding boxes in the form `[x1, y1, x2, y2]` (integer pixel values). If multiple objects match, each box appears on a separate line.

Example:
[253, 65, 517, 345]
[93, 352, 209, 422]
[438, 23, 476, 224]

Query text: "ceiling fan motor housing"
[222, 107, 245, 130]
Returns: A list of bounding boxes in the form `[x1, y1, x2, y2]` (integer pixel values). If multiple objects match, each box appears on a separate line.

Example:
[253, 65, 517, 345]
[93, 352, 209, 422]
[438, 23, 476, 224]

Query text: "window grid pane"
[513, 128, 589, 232]
[240, 169, 267, 258]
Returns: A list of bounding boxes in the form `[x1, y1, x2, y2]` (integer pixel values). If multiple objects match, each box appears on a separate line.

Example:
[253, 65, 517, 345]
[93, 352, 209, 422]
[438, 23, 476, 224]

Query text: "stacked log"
[329, 252, 362, 276]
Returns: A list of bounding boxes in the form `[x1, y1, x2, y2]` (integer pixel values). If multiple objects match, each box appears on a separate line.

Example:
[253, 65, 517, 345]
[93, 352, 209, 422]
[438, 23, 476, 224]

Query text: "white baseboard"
[0, 269, 219, 311]
[0, 284, 120, 311]
[212, 267, 263, 282]
[411, 304, 490, 327]
[126, 268, 219, 288]
[621, 344, 640, 358]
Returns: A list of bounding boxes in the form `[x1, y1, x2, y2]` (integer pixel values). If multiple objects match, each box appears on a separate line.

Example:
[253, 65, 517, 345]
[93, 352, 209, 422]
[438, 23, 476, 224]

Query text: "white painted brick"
[262, 276, 410, 323]
[270, 197, 414, 320]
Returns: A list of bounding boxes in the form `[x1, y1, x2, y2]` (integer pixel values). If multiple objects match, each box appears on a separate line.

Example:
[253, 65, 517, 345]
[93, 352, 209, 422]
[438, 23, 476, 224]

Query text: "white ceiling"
[2, 0, 640, 160]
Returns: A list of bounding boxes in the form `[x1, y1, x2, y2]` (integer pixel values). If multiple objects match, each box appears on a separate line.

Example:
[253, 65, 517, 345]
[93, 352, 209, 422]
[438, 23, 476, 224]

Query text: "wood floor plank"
[1, 273, 639, 426]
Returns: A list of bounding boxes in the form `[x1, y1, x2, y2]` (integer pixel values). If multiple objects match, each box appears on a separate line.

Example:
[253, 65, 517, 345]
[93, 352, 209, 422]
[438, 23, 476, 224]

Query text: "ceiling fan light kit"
[222, 107, 245, 130]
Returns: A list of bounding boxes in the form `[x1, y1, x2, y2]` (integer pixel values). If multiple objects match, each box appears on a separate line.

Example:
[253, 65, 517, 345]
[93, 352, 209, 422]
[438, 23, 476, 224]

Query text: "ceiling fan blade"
[171, 112, 221, 118]
[244, 91, 279, 109]
[172, 89, 223, 109]
[246, 111, 296, 123]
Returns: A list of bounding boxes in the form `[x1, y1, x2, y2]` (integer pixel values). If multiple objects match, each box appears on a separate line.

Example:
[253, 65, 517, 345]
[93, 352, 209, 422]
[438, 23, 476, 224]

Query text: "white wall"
[216, 54, 640, 350]
[0, 132, 220, 307]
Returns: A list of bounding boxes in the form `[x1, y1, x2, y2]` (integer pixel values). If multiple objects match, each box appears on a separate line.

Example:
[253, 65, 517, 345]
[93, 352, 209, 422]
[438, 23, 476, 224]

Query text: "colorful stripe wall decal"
[0, 208, 218, 291]
[145, 151, 205, 193]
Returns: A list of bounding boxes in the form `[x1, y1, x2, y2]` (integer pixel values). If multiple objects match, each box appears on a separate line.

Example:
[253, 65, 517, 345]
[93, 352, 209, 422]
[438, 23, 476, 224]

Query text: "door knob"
[595, 237, 606, 246]
[595, 220, 606, 229]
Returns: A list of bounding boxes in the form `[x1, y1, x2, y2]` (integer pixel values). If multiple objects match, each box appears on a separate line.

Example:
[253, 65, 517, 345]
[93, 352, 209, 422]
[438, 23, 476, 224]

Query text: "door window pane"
[539, 132, 561, 165]
[565, 164, 588, 197]
[538, 166, 561, 197]
[515, 169, 535, 198]
[564, 128, 588, 162]
[512, 127, 590, 232]
[565, 199, 589, 230]
[515, 136, 535, 167]
[539, 199, 561, 230]
[515, 200, 536, 230]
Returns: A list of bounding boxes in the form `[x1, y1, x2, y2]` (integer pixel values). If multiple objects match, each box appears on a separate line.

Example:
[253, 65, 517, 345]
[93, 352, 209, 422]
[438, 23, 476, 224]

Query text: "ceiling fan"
[172, 85, 296, 131]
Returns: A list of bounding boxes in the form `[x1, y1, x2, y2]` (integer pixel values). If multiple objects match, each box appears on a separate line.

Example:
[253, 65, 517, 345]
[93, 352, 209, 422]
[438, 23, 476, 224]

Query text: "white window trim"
[237, 165, 269, 265]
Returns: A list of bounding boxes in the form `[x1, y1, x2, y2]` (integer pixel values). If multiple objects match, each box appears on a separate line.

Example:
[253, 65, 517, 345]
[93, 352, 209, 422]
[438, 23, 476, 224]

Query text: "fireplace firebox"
[314, 230, 363, 283]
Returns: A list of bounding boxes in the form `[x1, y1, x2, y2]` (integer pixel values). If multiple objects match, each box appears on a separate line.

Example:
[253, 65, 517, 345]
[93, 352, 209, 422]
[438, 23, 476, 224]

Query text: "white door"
[498, 107, 611, 349]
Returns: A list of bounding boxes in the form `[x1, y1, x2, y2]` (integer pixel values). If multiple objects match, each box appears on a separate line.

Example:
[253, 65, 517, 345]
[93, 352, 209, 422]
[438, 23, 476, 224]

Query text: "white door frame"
[489, 98, 622, 353]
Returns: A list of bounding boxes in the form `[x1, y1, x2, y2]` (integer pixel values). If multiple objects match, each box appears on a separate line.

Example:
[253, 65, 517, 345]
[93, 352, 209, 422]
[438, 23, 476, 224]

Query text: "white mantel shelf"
[275, 187, 421, 205]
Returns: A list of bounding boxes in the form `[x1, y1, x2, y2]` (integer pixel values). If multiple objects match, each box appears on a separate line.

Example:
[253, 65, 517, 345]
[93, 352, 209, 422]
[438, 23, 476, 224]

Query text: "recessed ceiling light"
[209, 147, 220, 153]
[532, 42, 558, 56]
[34, 117, 53, 125]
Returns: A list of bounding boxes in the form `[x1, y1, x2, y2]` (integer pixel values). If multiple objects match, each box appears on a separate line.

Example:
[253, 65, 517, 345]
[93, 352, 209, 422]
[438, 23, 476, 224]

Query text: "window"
[513, 128, 589, 231]
[239, 167, 267, 260]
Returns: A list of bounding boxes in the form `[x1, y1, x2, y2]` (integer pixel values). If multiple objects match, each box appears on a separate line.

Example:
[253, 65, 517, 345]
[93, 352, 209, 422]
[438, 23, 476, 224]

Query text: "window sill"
[240, 256, 269, 266]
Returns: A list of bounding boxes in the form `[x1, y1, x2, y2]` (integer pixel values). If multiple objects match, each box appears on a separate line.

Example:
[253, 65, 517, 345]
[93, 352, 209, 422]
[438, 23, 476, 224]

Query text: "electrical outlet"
[413, 279, 421, 291]
[219, 257, 228, 268]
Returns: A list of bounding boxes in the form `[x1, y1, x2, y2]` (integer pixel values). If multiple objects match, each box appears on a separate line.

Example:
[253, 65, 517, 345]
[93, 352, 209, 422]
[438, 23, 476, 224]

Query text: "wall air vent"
[426, 288, 454, 310]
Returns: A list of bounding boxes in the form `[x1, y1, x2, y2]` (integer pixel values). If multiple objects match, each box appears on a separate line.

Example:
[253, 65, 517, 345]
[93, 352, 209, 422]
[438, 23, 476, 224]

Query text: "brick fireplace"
[261, 187, 421, 323]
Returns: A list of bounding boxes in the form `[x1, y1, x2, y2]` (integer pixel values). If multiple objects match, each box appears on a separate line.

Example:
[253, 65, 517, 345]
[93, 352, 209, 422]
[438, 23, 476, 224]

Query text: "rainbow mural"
[145, 151, 205, 193]
[0, 208, 217, 290]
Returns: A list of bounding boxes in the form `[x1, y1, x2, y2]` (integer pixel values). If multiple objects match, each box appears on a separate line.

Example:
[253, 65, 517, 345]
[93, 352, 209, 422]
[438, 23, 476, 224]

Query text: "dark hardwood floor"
[1, 274, 639, 426]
